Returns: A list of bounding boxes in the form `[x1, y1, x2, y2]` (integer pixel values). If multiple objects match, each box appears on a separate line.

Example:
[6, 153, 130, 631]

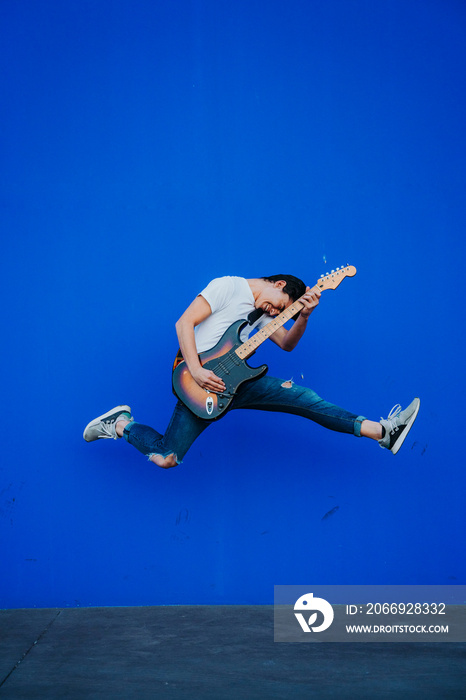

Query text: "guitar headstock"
[316, 264, 357, 291]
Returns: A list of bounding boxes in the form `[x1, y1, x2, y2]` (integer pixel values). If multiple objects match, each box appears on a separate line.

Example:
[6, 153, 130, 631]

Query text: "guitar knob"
[218, 403, 224, 408]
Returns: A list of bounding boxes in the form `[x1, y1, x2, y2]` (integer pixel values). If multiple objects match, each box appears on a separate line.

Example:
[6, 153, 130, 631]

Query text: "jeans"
[123, 376, 366, 464]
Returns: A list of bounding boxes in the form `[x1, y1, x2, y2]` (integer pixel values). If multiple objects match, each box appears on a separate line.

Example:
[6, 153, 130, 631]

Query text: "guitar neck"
[235, 265, 356, 360]
[235, 284, 319, 360]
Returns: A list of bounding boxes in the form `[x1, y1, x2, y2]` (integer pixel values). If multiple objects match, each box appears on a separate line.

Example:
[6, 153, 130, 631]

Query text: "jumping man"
[83, 275, 420, 466]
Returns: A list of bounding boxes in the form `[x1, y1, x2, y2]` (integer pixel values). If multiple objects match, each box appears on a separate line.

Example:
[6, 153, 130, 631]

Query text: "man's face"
[256, 282, 293, 316]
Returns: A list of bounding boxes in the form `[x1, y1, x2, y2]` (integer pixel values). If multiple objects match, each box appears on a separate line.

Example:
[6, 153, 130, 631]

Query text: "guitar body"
[172, 320, 268, 420]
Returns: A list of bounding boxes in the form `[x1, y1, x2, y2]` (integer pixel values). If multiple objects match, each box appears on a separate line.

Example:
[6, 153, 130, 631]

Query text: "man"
[83, 274, 420, 467]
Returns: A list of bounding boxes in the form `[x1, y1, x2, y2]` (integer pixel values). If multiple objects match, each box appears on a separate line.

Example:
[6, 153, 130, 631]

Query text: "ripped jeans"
[123, 376, 366, 464]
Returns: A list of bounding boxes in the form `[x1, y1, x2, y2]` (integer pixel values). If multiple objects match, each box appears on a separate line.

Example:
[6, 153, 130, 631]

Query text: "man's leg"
[232, 376, 366, 436]
[360, 420, 383, 440]
[231, 376, 419, 454]
[115, 418, 178, 468]
[83, 401, 211, 467]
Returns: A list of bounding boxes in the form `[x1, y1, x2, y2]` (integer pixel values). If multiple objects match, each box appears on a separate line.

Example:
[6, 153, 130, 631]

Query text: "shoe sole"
[391, 398, 420, 455]
[83, 405, 131, 442]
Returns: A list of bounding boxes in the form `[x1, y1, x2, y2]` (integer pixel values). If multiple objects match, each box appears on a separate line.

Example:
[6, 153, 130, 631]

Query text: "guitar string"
[207, 316, 287, 376]
[207, 307, 301, 376]
[204, 281, 338, 377]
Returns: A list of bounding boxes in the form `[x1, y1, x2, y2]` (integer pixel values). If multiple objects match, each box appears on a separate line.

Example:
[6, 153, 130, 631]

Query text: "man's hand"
[191, 366, 226, 393]
[299, 286, 321, 319]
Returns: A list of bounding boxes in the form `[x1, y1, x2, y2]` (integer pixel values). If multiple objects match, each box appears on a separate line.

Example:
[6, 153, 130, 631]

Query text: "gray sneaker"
[378, 398, 420, 454]
[83, 405, 132, 442]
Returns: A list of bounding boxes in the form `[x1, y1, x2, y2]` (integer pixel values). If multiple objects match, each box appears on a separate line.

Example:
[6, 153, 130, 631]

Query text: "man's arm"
[269, 286, 321, 351]
[175, 296, 226, 393]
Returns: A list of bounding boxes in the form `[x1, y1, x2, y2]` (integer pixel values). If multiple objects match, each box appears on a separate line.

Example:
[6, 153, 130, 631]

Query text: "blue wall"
[1, 0, 465, 607]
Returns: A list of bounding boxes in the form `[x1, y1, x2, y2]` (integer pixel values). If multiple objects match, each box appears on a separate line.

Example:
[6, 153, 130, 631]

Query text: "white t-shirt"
[194, 276, 272, 352]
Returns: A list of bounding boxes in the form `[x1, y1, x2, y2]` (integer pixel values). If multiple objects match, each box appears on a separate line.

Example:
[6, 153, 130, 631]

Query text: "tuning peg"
[331, 269, 335, 273]
[336, 267, 340, 270]
[320, 274, 324, 278]
[326, 272, 329, 275]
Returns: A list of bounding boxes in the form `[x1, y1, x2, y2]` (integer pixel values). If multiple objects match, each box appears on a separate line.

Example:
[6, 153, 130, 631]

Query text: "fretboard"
[234, 266, 355, 360]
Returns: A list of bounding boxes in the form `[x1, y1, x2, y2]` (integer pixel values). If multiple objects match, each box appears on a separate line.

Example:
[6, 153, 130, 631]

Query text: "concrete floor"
[0, 606, 465, 699]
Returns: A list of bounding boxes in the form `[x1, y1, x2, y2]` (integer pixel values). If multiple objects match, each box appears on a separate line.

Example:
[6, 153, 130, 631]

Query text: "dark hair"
[262, 274, 306, 302]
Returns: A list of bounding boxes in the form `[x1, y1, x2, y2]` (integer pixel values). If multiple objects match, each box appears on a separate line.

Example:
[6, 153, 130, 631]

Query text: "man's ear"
[274, 280, 287, 290]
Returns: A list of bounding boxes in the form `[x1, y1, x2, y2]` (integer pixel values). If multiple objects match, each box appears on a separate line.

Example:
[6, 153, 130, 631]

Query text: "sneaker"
[83, 405, 132, 442]
[379, 398, 420, 454]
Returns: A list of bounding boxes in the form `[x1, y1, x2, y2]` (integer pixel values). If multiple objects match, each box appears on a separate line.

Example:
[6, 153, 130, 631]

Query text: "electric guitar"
[172, 265, 357, 420]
